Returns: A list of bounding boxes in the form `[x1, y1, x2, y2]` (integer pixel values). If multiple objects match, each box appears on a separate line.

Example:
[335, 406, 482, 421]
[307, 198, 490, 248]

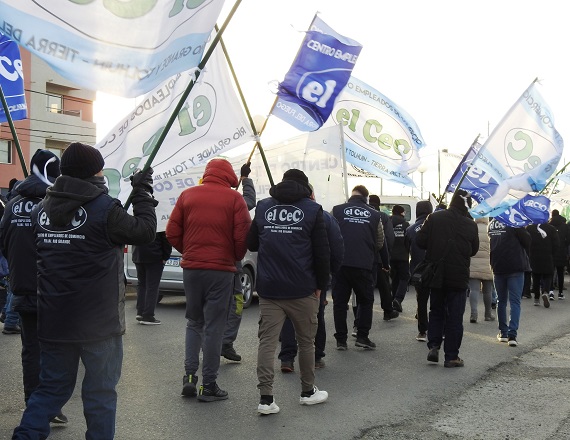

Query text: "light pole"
[417, 163, 429, 199]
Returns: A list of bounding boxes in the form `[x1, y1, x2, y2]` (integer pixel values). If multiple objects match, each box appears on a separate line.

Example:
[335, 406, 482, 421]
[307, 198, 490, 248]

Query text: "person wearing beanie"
[12, 143, 157, 439]
[405, 200, 433, 341]
[416, 189, 479, 368]
[389, 205, 410, 313]
[248, 168, 330, 413]
[167, 157, 251, 403]
[0, 149, 70, 424]
[331, 185, 384, 351]
[526, 221, 559, 307]
[548, 209, 569, 299]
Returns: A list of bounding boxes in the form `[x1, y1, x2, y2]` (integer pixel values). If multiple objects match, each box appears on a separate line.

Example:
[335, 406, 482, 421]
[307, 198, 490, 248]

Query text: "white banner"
[0, 0, 226, 97]
[152, 126, 346, 231]
[96, 46, 255, 204]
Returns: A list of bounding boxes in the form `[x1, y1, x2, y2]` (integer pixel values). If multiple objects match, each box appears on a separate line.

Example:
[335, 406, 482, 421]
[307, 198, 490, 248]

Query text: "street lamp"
[417, 163, 429, 199]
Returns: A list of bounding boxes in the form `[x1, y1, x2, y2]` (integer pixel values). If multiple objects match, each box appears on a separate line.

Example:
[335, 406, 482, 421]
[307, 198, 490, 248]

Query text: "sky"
[94, 0, 570, 198]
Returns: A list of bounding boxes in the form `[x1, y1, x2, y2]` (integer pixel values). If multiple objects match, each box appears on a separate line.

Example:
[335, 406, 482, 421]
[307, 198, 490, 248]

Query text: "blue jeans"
[13, 336, 123, 440]
[1, 279, 20, 328]
[493, 272, 523, 338]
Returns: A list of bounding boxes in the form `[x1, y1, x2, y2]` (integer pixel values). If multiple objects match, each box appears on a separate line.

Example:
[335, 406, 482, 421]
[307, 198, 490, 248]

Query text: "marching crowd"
[1, 145, 569, 438]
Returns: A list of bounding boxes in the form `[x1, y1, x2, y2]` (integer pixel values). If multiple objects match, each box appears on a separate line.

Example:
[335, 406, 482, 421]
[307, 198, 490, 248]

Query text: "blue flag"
[0, 31, 27, 122]
[272, 15, 362, 131]
[494, 194, 551, 227]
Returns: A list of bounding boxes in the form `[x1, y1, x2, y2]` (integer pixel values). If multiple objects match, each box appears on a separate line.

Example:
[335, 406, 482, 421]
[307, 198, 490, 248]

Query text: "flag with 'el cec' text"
[0, 31, 27, 122]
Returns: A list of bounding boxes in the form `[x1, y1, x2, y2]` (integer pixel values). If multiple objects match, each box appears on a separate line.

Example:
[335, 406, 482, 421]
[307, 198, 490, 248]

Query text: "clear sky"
[94, 0, 570, 198]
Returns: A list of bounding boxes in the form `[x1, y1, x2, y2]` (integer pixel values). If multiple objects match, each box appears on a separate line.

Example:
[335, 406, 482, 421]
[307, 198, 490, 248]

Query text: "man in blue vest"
[12, 142, 157, 440]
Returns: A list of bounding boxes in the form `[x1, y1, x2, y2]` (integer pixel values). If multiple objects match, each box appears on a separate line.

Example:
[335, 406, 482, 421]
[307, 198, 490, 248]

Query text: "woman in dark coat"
[548, 210, 569, 298]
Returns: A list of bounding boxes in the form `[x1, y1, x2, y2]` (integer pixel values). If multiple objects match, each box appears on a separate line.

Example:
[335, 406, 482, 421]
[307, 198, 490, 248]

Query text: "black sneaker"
[383, 310, 399, 321]
[50, 412, 68, 424]
[336, 340, 348, 351]
[2, 325, 21, 335]
[444, 357, 464, 368]
[181, 374, 198, 397]
[139, 316, 161, 325]
[508, 336, 518, 347]
[197, 382, 228, 402]
[280, 360, 294, 373]
[355, 336, 376, 349]
[427, 347, 439, 363]
[392, 299, 403, 313]
[221, 344, 242, 362]
[0, 312, 5, 323]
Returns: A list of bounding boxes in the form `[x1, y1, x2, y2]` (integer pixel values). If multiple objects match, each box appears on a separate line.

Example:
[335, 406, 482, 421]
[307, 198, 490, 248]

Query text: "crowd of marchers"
[1, 147, 570, 438]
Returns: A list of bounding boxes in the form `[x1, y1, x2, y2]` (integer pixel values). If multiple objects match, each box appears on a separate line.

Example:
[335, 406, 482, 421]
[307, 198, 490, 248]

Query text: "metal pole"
[0, 84, 27, 177]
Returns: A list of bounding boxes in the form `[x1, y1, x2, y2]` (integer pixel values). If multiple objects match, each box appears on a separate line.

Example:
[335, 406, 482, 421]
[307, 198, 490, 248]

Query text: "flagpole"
[439, 134, 480, 205]
[339, 124, 349, 201]
[540, 161, 570, 195]
[215, 25, 274, 188]
[0, 84, 28, 177]
[124, 0, 243, 210]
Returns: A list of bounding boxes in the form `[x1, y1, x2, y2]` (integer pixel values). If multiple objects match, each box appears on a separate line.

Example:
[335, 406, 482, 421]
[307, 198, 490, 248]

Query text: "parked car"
[124, 246, 258, 308]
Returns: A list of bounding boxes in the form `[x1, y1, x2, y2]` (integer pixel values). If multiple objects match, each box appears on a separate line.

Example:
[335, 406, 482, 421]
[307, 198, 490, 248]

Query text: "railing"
[46, 107, 81, 117]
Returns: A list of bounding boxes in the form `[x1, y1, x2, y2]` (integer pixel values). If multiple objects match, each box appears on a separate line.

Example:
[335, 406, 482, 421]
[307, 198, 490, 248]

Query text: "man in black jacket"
[548, 209, 568, 299]
[12, 142, 157, 440]
[248, 169, 330, 415]
[390, 205, 410, 312]
[416, 189, 479, 368]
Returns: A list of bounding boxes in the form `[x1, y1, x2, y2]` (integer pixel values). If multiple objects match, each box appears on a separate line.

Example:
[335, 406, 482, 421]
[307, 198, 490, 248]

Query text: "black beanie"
[392, 205, 405, 216]
[30, 149, 60, 181]
[416, 200, 433, 217]
[283, 169, 311, 190]
[450, 189, 473, 212]
[60, 142, 105, 179]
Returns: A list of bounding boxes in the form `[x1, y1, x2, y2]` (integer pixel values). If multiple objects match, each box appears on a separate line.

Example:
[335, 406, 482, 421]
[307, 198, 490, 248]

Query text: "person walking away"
[548, 209, 568, 299]
[12, 142, 157, 439]
[405, 200, 433, 342]
[0, 150, 68, 423]
[278, 184, 344, 372]
[416, 189, 479, 368]
[332, 185, 384, 350]
[248, 169, 330, 414]
[526, 222, 559, 307]
[389, 205, 410, 312]
[133, 231, 172, 325]
[166, 158, 251, 402]
[488, 218, 531, 347]
[220, 162, 256, 362]
[468, 217, 495, 323]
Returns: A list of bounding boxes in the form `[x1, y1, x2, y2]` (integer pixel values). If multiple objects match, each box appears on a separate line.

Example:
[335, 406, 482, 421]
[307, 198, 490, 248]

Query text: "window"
[47, 93, 63, 113]
[0, 139, 12, 164]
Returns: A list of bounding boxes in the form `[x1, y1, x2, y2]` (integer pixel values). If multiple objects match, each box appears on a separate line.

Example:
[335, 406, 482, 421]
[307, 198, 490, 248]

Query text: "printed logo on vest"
[343, 206, 371, 219]
[265, 205, 305, 226]
[11, 197, 40, 219]
[37, 207, 88, 233]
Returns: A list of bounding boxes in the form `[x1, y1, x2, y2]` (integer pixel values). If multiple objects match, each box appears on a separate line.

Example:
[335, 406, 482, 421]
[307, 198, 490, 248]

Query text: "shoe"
[351, 326, 357, 337]
[497, 333, 508, 343]
[549, 291, 555, 301]
[427, 347, 439, 363]
[2, 325, 21, 334]
[258, 399, 280, 415]
[0, 312, 5, 323]
[508, 336, 518, 347]
[444, 357, 464, 368]
[221, 345, 242, 362]
[280, 361, 294, 373]
[533, 298, 540, 306]
[469, 315, 477, 323]
[383, 310, 399, 321]
[559, 293, 565, 300]
[491, 302, 496, 309]
[522, 292, 532, 299]
[135, 314, 142, 321]
[181, 374, 198, 397]
[355, 336, 376, 349]
[484, 315, 496, 321]
[50, 413, 68, 424]
[139, 317, 161, 325]
[392, 299, 403, 313]
[542, 293, 550, 308]
[314, 358, 325, 369]
[299, 386, 328, 405]
[416, 333, 427, 342]
[336, 341, 347, 351]
[197, 382, 228, 402]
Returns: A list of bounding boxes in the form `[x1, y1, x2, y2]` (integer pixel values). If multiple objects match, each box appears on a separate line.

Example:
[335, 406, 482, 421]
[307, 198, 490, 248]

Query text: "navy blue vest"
[32, 194, 123, 343]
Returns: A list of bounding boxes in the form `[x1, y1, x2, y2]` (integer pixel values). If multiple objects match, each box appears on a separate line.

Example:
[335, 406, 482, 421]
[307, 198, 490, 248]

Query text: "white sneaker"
[299, 386, 328, 405]
[257, 401, 280, 414]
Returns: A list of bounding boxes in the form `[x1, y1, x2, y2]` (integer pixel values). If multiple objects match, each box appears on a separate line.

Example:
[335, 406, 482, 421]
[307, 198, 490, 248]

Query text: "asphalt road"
[2, 285, 570, 440]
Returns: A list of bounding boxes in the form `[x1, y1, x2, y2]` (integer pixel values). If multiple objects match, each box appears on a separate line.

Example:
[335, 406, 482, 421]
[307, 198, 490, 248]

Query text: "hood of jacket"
[10, 174, 52, 199]
[269, 180, 311, 203]
[549, 213, 567, 227]
[202, 158, 238, 188]
[42, 175, 107, 226]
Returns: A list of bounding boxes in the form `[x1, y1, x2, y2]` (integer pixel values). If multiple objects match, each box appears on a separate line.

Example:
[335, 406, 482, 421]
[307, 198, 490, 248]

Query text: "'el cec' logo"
[264, 205, 304, 226]
[37, 207, 88, 233]
[343, 206, 371, 219]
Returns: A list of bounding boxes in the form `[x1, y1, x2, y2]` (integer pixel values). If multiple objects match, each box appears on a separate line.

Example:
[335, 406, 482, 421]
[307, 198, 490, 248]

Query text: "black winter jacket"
[548, 214, 568, 266]
[404, 213, 429, 275]
[390, 214, 410, 262]
[133, 231, 172, 264]
[526, 223, 559, 274]
[488, 219, 531, 275]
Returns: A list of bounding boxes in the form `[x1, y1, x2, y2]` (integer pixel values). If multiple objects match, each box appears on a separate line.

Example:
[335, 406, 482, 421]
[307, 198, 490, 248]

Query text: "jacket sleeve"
[158, 232, 173, 261]
[514, 227, 531, 252]
[551, 226, 560, 257]
[325, 213, 344, 274]
[233, 196, 252, 261]
[470, 223, 480, 257]
[416, 217, 429, 250]
[241, 177, 256, 211]
[311, 208, 331, 291]
[165, 193, 185, 253]
[107, 194, 157, 246]
[382, 215, 395, 251]
[247, 218, 259, 252]
[376, 219, 385, 251]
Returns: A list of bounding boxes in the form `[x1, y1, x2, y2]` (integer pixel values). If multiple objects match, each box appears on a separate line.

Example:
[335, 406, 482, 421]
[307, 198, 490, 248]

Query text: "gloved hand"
[234, 293, 244, 316]
[240, 162, 251, 178]
[130, 167, 154, 194]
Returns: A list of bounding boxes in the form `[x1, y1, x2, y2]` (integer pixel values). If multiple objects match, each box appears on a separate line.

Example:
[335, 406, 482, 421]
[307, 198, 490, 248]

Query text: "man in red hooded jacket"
[166, 158, 251, 402]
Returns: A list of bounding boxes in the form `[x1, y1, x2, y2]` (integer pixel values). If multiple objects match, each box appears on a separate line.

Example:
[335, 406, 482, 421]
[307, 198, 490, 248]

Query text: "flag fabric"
[468, 81, 563, 219]
[152, 125, 346, 231]
[0, 0, 226, 97]
[548, 170, 570, 219]
[271, 15, 362, 131]
[493, 194, 551, 227]
[96, 45, 254, 205]
[0, 31, 27, 122]
[325, 76, 426, 186]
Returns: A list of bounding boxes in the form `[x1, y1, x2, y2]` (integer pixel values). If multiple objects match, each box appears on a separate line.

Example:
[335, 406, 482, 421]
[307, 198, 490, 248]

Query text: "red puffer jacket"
[166, 158, 251, 272]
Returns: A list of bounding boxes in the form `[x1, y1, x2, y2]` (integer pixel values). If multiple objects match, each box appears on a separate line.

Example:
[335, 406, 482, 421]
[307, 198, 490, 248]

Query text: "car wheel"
[241, 266, 254, 309]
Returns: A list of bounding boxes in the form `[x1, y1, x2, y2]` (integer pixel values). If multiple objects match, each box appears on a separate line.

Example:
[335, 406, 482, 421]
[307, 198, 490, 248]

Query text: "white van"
[375, 196, 421, 223]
